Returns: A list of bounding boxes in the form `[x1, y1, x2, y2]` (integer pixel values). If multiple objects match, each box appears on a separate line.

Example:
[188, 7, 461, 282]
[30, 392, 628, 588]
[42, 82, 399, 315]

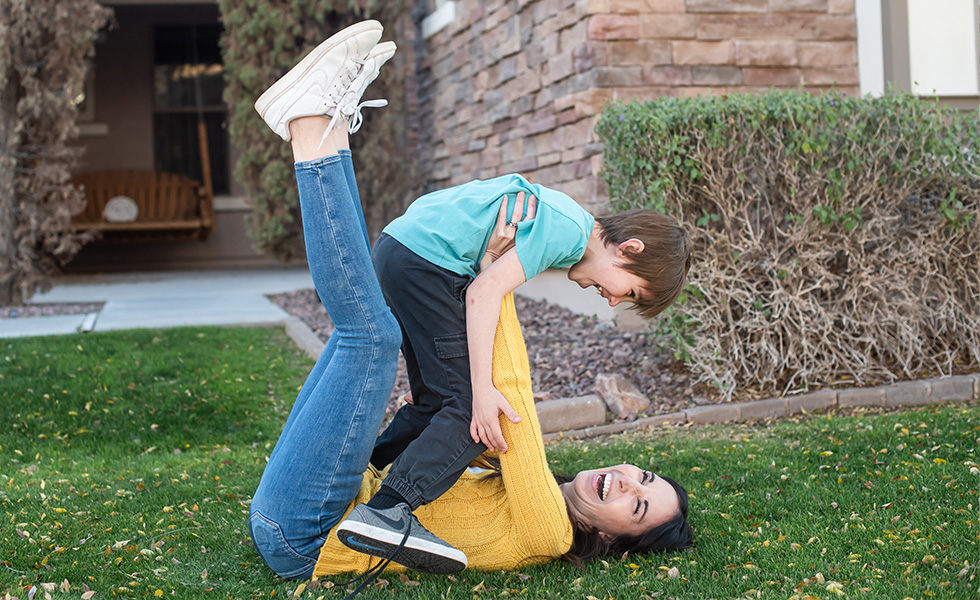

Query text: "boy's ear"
[616, 238, 645, 257]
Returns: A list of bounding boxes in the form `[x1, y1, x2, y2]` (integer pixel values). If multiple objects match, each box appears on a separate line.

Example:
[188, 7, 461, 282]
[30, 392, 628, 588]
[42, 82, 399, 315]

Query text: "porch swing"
[71, 25, 215, 243]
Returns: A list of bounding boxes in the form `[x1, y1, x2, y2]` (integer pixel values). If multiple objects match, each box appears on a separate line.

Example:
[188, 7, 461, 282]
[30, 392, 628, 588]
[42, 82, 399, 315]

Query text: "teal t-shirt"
[383, 174, 594, 280]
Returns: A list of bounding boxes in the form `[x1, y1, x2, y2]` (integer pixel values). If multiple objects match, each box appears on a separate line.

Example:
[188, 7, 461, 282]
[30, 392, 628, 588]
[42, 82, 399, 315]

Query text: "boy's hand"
[480, 191, 537, 271]
[470, 385, 521, 453]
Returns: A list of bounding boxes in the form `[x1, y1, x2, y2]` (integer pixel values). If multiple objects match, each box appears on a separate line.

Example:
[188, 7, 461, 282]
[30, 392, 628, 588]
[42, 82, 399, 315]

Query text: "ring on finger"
[506, 221, 519, 228]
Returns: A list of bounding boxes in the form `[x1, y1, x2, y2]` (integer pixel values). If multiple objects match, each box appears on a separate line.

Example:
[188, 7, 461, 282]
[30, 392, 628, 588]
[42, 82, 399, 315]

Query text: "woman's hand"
[470, 383, 521, 453]
[480, 191, 537, 271]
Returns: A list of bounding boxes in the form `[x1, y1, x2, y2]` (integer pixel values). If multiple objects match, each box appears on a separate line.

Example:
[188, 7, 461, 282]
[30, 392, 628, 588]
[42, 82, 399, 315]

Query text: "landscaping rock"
[596, 373, 650, 420]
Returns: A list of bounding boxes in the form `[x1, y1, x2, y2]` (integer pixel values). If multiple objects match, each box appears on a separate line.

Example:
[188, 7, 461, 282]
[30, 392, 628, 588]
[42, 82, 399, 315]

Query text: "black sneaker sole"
[338, 529, 466, 575]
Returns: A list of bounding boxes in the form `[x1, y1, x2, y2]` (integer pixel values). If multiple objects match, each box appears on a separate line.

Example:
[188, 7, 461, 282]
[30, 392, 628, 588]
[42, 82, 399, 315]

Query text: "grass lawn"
[0, 327, 976, 600]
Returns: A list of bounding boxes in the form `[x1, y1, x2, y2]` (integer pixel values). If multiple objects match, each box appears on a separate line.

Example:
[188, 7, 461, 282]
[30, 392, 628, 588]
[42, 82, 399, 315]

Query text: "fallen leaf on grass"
[399, 573, 419, 587]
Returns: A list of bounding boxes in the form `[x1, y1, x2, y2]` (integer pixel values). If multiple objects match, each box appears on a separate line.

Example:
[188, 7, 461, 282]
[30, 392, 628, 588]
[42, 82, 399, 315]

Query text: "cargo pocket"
[434, 332, 471, 406]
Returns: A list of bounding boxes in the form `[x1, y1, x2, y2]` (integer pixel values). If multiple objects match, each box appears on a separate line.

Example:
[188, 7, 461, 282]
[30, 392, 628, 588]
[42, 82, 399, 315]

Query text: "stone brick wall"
[412, 0, 858, 214]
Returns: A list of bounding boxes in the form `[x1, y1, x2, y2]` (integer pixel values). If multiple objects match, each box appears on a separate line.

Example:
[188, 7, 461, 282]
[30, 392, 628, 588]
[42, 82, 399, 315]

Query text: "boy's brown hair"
[595, 209, 692, 320]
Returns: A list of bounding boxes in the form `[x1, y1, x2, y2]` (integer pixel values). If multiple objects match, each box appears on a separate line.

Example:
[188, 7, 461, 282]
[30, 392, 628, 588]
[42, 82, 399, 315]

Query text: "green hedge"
[219, 1, 413, 261]
[597, 90, 979, 398]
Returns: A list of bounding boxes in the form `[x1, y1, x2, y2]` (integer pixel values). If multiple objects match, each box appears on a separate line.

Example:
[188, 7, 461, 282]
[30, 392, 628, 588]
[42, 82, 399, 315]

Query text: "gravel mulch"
[0, 302, 104, 319]
[268, 289, 717, 419]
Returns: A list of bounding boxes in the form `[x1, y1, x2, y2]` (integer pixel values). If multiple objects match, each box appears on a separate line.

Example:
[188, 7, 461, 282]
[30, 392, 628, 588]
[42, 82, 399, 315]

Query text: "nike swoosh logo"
[373, 511, 409, 531]
[345, 535, 386, 553]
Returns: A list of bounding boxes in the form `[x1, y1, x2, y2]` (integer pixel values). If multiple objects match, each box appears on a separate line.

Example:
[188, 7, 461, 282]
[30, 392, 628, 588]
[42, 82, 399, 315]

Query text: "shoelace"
[339, 97, 388, 134]
[337, 519, 411, 600]
[316, 58, 362, 148]
[317, 61, 386, 148]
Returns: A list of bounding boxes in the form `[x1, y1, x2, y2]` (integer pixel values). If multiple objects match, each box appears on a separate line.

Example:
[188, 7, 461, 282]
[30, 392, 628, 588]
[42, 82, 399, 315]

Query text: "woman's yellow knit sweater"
[313, 294, 574, 576]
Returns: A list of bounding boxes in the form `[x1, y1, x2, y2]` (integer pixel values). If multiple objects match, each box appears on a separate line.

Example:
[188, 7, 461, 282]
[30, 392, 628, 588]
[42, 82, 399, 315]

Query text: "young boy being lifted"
[336, 169, 692, 573]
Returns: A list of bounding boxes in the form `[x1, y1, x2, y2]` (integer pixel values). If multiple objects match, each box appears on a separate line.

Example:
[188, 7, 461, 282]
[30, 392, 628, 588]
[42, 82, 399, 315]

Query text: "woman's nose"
[608, 297, 621, 307]
[619, 476, 639, 493]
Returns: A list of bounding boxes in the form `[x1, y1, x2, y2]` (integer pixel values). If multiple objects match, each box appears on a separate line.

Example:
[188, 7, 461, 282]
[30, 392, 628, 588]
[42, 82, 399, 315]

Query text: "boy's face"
[568, 238, 648, 307]
[572, 264, 646, 307]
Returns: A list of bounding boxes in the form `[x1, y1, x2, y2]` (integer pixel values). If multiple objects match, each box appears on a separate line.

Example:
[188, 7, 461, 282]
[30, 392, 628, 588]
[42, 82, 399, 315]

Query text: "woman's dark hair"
[552, 473, 694, 567]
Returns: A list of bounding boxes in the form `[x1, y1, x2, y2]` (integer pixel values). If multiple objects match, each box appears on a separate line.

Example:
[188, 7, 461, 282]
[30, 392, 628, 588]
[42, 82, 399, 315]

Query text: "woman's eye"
[634, 500, 641, 515]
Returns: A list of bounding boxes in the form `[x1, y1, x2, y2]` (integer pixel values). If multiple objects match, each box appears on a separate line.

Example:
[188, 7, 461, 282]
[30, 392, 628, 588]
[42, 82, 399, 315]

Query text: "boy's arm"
[466, 249, 527, 452]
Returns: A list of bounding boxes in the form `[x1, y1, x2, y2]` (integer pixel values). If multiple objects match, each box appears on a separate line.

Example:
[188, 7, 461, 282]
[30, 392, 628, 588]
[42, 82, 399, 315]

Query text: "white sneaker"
[254, 20, 383, 142]
[319, 40, 398, 145]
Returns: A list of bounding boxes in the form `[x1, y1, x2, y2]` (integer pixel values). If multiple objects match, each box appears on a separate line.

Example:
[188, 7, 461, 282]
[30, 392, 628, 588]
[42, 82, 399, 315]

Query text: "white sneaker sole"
[254, 20, 382, 140]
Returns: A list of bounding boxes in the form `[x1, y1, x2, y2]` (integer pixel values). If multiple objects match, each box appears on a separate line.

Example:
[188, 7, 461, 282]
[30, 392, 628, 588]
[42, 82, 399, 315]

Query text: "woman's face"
[560, 463, 680, 540]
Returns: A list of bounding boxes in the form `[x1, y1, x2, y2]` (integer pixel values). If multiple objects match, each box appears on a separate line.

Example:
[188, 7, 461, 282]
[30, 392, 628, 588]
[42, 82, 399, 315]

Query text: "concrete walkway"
[0, 268, 314, 338]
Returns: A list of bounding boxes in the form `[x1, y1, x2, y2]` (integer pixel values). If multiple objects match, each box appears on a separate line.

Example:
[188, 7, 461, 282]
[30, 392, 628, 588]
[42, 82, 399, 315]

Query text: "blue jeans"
[248, 151, 401, 579]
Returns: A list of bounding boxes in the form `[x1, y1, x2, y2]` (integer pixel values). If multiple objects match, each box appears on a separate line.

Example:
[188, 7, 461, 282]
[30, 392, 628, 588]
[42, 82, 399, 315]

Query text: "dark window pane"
[155, 63, 224, 108]
[155, 24, 222, 65]
[154, 112, 229, 195]
[153, 23, 228, 195]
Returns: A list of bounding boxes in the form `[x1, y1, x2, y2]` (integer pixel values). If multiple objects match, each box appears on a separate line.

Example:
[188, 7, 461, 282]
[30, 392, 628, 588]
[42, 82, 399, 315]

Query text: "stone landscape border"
[539, 374, 979, 441]
[282, 316, 979, 441]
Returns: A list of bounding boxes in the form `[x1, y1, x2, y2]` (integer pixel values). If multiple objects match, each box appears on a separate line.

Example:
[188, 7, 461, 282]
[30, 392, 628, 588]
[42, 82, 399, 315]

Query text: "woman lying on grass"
[246, 19, 693, 587]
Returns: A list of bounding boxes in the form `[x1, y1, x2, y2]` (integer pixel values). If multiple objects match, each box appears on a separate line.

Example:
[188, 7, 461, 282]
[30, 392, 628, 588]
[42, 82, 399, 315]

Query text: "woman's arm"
[491, 294, 574, 556]
[479, 191, 537, 272]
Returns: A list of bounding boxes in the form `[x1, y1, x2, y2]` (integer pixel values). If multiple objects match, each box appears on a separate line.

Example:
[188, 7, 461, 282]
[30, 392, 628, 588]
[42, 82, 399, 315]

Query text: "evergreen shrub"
[597, 90, 979, 398]
[218, 0, 413, 261]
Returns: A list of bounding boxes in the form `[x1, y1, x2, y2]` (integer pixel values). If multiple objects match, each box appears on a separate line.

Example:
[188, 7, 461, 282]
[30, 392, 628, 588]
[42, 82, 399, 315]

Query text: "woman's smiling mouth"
[595, 473, 612, 501]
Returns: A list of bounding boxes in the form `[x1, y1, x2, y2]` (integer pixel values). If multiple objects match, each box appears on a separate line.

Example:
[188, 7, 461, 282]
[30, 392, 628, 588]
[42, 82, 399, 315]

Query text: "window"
[906, 0, 979, 96]
[153, 24, 229, 195]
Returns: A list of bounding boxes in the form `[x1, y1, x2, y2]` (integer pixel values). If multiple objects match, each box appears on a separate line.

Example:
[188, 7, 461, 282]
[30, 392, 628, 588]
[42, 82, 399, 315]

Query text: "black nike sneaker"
[336, 503, 467, 574]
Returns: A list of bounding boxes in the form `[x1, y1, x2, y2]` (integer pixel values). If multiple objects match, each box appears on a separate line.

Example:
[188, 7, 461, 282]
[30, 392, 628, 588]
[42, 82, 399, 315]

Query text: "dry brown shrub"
[0, 0, 111, 304]
[599, 92, 979, 399]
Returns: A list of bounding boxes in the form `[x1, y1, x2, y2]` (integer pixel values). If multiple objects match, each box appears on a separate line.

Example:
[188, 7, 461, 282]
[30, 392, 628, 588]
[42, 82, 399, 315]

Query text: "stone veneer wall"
[413, 0, 858, 213]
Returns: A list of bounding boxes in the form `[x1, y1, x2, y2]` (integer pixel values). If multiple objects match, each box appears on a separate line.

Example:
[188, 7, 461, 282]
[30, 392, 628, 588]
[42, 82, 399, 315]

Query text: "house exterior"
[73, 0, 979, 316]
